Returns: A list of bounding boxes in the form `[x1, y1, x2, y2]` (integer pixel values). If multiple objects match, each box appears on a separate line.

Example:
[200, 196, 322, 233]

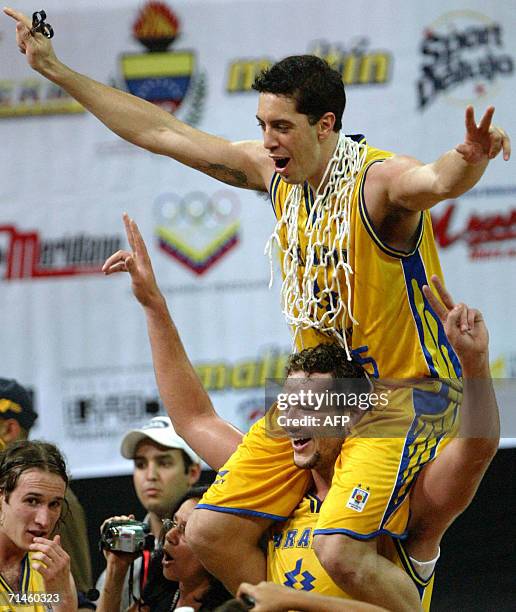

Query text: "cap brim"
[120, 428, 200, 464]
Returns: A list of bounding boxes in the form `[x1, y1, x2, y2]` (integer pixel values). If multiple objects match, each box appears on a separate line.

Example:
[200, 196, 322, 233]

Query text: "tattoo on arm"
[203, 163, 251, 188]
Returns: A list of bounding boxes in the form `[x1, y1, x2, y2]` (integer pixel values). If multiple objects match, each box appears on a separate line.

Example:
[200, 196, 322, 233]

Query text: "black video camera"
[99, 520, 154, 554]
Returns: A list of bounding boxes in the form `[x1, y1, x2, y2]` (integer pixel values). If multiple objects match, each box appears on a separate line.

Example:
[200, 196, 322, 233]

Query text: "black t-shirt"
[140, 550, 232, 611]
[140, 551, 178, 612]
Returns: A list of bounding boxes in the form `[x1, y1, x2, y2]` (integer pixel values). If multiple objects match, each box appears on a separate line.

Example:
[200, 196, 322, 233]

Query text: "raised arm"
[4, 8, 272, 191]
[364, 106, 511, 235]
[103, 214, 243, 471]
[407, 276, 500, 560]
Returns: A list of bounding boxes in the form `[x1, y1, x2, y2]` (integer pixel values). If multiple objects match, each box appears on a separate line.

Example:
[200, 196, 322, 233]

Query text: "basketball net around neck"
[265, 133, 367, 356]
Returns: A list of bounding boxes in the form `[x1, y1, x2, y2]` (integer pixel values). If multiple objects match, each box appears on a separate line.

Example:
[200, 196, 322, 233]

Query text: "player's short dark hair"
[252, 55, 345, 131]
[286, 343, 366, 380]
[0, 440, 68, 502]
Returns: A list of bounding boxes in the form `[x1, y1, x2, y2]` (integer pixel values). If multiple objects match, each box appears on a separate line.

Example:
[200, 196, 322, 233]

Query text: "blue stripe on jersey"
[359, 173, 424, 258]
[394, 540, 433, 596]
[313, 527, 408, 539]
[0, 572, 11, 592]
[382, 386, 460, 523]
[348, 133, 367, 145]
[414, 383, 461, 416]
[306, 181, 323, 228]
[303, 182, 311, 219]
[306, 493, 322, 513]
[21, 554, 30, 592]
[195, 503, 288, 521]
[401, 251, 462, 378]
[269, 173, 282, 218]
[381, 412, 439, 526]
[381, 420, 417, 526]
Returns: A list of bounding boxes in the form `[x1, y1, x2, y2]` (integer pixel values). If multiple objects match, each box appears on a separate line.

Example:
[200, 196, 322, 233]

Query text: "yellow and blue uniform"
[198, 135, 461, 538]
[268, 492, 433, 611]
[269, 134, 461, 380]
[0, 554, 48, 611]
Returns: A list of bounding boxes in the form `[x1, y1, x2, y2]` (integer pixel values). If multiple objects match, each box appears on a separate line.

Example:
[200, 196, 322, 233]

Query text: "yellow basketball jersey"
[267, 493, 350, 598]
[267, 492, 434, 610]
[270, 134, 462, 380]
[0, 554, 48, 611]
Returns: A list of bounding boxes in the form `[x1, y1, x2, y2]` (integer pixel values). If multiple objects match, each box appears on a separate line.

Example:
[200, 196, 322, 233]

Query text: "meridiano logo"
[0, 225, 121, 280]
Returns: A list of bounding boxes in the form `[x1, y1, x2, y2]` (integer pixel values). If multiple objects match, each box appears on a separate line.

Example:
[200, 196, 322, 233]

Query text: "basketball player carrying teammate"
[5, 8, 510, 611]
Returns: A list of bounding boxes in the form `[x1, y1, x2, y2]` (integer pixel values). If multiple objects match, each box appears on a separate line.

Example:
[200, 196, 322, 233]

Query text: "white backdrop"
[1, 0, 514, 477]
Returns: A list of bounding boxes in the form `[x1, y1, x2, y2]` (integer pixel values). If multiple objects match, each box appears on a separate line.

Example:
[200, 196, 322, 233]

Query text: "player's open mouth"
[162, 550, 174, 564]
[274, 157, 290, 171]
[292, 437, 311, 450]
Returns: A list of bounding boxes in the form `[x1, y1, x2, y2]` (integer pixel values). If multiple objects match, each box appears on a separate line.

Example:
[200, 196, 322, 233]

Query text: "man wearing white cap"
[96, 416, 201, 610]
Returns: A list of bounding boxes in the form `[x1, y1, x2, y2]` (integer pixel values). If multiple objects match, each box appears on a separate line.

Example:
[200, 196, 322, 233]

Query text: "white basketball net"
[265, 133, 367, 356]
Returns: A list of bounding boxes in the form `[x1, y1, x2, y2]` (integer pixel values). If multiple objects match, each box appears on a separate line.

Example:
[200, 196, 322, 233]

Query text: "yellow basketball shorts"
[378, 537, 435, 611]
[198, 382, 460, 536]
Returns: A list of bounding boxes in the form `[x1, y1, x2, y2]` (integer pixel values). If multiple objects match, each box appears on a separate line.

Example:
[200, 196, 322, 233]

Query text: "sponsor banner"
[59, 345, 289, 476]
[226, 38, 392, 94]
[0, 224, 121, 280]
[416, 10, 514, 111]
[0, 0, 514, 478]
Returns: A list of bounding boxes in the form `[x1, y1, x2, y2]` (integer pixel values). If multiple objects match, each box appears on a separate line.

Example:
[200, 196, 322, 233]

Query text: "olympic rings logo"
[154, 191, 241, 228]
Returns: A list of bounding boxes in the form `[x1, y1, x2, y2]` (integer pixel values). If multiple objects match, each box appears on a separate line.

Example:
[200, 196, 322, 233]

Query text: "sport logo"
[432, 196, 516, 260]
[0, 224, 122, 280]
[417, 11, 514, 110]
[283, 559, 315, 592]
[227, 38, 391, 93]
[120, 1, 206, 125]
[346, 486, 370, 512]
[154, 190, 240, 275]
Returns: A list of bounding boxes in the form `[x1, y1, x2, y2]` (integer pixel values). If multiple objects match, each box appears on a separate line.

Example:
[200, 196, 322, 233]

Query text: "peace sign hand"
[455, 106, 511, 164]
[423, 275, 489, 369]
[102, 214, 163, 308]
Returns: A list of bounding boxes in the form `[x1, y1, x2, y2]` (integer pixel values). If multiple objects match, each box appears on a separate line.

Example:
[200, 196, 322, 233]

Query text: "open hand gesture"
[456, 106, 511, 164]
[102, 214, 162, 308]
[423, 275, 488, 368]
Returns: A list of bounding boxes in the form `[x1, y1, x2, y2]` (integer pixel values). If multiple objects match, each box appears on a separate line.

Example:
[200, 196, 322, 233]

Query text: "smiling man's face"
[257, 93, 326, 186]
[280, 371, 345, 473]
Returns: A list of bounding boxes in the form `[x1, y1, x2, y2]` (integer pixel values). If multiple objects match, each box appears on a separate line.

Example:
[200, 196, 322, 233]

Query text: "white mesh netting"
[265, 133, 367, 356]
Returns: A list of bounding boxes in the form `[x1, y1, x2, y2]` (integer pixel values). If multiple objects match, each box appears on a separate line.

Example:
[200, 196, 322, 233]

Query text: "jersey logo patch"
[283, 558, 315, 591]
[346, 486, 370, 512]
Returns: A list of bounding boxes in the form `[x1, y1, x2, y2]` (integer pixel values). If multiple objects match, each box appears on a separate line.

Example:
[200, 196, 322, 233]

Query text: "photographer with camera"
[97, 486, 232, 612]
[96, 512, 150, 612]
[95, 417, 201, 610]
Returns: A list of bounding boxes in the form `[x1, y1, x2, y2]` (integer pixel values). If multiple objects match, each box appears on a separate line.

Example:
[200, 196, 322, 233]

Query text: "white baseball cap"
[120, 416, 200, 464]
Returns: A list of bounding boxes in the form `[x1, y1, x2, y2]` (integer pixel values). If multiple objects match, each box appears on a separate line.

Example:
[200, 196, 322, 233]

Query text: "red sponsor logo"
[432, 202, 516, 259]
[0, 225, 122, 280]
